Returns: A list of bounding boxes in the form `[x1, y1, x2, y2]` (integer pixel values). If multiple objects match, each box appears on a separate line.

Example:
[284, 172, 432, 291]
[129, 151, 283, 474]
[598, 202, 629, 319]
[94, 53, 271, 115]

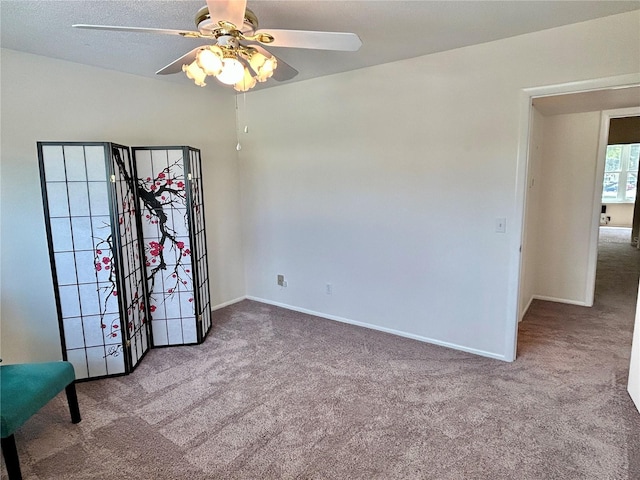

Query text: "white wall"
[533, 111, 602, 305]
[519, 107, 545, 319]
[602, 203, 634, 227]
[0, 49, 244, 363]
[240, 11, 640, 360]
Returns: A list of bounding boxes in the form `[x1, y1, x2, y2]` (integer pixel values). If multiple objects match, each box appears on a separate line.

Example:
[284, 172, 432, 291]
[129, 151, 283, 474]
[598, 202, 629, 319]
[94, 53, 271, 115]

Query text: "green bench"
[1, 361, 81, 480]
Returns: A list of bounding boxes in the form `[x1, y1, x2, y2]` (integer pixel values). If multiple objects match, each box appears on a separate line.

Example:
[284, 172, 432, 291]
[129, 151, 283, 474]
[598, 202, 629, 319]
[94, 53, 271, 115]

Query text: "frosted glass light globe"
[182, 61, 207, 87]
[196, 46, 223, 76]
[216, 57, 245, 85]
[234, 68, 257, 92]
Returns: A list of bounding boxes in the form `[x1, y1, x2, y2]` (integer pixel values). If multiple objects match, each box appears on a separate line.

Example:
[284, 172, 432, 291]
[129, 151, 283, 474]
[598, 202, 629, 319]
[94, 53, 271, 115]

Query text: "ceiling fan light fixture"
[258, 56, 277, 82]
[234, 68, 257, 92]
[196, 45, 223, 76]
[182, 61, 207, 87]
[248, 50, 278, 82]
[216, 54, 246, 85]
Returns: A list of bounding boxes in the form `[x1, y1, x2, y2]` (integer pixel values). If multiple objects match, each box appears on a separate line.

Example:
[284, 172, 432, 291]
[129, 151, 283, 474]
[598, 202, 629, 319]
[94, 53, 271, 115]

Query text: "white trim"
[512, 73, 640, 362]
[588, 108, 640, 305]
[246, 296, 507, 362]
[521, 74, 640, 99]
[211, 296, 247, 311]
[532, 295, 590, 307]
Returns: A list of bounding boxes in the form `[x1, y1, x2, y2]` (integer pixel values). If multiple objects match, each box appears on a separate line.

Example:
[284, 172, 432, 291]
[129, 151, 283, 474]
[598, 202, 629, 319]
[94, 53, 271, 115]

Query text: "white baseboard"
[211, 296, 247, 312]
[532, 295, 589, 307]
[246, 296, 507, 362]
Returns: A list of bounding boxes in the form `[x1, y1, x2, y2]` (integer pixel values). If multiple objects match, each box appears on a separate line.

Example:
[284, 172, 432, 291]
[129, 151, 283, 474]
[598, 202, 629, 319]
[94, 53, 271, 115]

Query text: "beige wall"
[240, 11, 640, 360]
[533, 111, 602, 304]
[0, 49, 245, 363]
[602, 203, 634, 227]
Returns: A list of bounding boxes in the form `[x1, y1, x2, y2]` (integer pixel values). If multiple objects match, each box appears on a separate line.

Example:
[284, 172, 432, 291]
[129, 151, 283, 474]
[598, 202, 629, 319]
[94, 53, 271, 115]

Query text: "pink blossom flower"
[177, 181, 185, 189]
[176, 241, 185, 249]
[158, 172, 166, 179]
[95, 263, 102, 271]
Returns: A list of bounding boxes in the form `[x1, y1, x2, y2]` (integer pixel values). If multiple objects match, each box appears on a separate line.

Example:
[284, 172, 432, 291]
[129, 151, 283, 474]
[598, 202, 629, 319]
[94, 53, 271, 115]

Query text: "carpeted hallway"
[3, 228, 639, 479]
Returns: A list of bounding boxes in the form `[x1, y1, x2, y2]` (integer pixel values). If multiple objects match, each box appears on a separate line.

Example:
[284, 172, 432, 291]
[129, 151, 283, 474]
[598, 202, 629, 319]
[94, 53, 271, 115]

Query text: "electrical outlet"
[326, 283, 332, 295]
[277, 274, 285, 286]
[496, 218, 507, 233]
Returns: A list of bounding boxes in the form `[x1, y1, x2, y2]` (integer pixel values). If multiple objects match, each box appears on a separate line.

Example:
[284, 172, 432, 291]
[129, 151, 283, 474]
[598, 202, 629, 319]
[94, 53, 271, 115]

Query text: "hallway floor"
[518, 226, 639, 477]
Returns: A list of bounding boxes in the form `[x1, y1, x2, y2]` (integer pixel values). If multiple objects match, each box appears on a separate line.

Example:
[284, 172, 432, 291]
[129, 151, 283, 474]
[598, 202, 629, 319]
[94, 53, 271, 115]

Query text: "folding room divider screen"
[38, 142, 211, 380]
[132, 146, 212, 347]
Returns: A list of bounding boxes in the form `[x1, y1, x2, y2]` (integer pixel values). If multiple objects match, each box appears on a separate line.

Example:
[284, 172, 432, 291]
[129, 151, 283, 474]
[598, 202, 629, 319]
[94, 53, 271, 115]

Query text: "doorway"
[518, 101, 640, 316]
[513, 82, 640, 410]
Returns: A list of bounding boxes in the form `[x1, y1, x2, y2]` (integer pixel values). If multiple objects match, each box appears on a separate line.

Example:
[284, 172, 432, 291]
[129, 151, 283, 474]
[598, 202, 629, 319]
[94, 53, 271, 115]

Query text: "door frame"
[506, 73, 640, 361]
[585, 107, 640, 305]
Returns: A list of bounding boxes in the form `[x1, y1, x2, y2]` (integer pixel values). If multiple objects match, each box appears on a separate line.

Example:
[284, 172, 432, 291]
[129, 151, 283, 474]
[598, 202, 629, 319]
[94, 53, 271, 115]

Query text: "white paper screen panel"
[39, 143, 126, 379]
[133, 146, 211, 346]
[38, 142, 152, 380]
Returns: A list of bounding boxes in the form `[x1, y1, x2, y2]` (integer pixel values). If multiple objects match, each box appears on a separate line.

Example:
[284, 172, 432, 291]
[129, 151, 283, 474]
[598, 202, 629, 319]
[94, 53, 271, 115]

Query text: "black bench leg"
[65, 382, 81, 424]
[1, 434, 22, 480]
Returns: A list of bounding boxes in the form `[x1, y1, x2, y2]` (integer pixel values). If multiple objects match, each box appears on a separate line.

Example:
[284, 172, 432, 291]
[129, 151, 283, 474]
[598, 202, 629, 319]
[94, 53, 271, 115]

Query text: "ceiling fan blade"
[72, 24, 204, 38]
[254, 29, 362, 51]
[206, 0, 247, 28]
[252, 45, 298, 82]
[155, 47, 201, 75]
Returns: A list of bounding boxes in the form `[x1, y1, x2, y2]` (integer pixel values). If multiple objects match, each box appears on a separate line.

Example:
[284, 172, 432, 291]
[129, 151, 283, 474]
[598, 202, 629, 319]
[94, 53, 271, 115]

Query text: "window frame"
[602, 143, 639, 204]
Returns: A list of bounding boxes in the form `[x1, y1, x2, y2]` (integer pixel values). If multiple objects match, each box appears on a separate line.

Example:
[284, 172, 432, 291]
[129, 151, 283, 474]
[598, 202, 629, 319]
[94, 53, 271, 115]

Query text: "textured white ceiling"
[2, 1, 639, 93]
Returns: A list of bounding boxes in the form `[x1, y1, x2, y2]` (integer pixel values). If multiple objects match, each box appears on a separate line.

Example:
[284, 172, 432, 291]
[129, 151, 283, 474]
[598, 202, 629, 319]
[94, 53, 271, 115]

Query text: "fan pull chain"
[235, 94, 242, 151]
[243, 92, 249, 134]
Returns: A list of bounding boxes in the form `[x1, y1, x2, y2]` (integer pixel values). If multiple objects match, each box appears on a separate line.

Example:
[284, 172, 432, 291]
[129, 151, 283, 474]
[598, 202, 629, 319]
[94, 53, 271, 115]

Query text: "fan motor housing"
[195, 6, 259, 34]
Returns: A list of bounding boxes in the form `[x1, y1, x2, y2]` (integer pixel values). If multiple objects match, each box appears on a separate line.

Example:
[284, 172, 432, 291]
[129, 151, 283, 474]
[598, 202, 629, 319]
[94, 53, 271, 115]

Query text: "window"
[602, 143, 640, 203]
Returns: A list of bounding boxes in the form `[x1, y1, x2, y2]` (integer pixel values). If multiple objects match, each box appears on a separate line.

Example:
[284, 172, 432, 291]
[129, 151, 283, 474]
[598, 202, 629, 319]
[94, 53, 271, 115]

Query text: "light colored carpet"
[3, 227, 639, 479]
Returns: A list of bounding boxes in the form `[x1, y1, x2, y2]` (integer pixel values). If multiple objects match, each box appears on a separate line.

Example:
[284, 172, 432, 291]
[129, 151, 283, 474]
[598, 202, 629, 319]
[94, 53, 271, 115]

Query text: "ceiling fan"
[73, 0, 362, 92]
